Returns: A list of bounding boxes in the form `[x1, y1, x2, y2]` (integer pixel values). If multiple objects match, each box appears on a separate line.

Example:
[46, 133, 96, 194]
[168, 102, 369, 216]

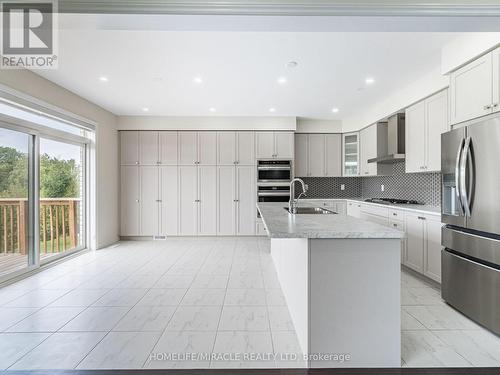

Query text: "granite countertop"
[303, 198, 441, 215]
[257, 202, 405, 239]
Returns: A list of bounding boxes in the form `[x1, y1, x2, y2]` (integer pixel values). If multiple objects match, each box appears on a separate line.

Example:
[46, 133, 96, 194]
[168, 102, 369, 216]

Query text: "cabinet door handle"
[135, 161, 139, 165]
[493, 103, 499, 108]
[194, 199, 200, 202]
[135, 199, 139, 203]
[418, 216, 426, 220]
[393, 213, 397, 216]
[484, 104, 492, 110]
[393, 223, 398, 227]
[156, 199, 162, 202]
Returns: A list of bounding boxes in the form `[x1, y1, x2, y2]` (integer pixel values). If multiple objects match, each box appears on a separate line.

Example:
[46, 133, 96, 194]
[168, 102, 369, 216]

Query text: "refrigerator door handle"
[455, 138, 465, 215]
[460, 136, 473, 217]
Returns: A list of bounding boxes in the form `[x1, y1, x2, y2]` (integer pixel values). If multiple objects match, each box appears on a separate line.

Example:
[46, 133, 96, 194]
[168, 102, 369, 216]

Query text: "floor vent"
[153, 235, 167, 240]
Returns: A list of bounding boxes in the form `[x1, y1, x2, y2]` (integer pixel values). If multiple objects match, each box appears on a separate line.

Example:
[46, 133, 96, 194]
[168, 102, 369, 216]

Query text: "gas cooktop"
[364, 198, 422, 205]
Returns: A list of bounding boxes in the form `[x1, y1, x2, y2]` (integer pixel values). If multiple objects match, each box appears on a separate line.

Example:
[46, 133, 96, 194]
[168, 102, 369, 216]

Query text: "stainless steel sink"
[284, 206, 337, 215]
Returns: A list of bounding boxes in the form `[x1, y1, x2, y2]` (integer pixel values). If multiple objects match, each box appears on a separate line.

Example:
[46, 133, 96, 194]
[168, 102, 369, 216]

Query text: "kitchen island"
[257, 202, 405, 368]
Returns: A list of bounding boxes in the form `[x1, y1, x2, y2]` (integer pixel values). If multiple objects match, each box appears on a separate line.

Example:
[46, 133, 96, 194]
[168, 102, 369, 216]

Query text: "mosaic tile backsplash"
[297, 161, 441, 206]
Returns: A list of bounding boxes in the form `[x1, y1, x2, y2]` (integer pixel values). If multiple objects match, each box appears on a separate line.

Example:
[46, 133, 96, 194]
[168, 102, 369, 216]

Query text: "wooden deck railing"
[0, 198, 80, 255]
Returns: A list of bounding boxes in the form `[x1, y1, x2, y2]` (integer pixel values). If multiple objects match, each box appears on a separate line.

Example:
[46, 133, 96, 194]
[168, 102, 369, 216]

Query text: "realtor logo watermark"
[1, 0, 58, 69]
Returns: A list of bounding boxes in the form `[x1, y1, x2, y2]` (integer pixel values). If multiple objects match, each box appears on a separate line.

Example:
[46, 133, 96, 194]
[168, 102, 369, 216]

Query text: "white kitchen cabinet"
[120, 165, 140, 235]
[405, 213, 425, 273]
[342, 132, 359, 176]
[333, 201, 346, 215]
[160, 166, 178, 236]
[256, 131, 294, 159]
[217, 166, 236, 235]
[360, 125, 377, 176]
[256, 220, 267, 236]
[492, 46, 500, 114]
[178, 166, 198, 235]
[120, 131, 139, 165]
[236, 131, 255, 165]
[198, 166, 217, 235]
[217, 132, 236, 166]
[256, 132, 275, 159]
[325, 134, 342, 177]
[426, 90, 449, 171]
[236, 166, 256, 235]
[179, 132, 198, 165]
[423, 217, 443, 283]
[140, 166, 159, 236]
[405, 101, 426, 173]
[198, 132, 217, 165]
[159, 131, 178, 165]
[139, 131, 159, 165]
[406, 90, 449, 173]
[308, 134, 325, 177]
[294, 134, 308, 177]
[346, 201, 362, 218]
[450, 52, 494, 125]
[275, 132, 294, 159]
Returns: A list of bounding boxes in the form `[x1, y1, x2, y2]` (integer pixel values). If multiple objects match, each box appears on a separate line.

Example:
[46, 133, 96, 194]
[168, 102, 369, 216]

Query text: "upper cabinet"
[294, 133, 342, 177]
[139, 131, 159, 165]
[217, 131, 255, 165]
[179, 131, 217, 165]
[120, 131, 139, 165]
[449, 46, 500, 125]
[342, 132, 359, 176]
[256, 131, 294, 159]
[159, 131, 178, 165]
[359, 122, 391, 177]
[406, 89, 449, 173]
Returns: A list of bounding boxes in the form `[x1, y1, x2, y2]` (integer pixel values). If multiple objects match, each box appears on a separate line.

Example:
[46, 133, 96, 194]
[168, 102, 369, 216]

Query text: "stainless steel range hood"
[368, 113, 405, 164]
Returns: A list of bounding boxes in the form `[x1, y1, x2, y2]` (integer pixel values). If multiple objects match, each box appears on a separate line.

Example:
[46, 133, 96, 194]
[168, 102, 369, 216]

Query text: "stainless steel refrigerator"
[441, 116, 500, 335]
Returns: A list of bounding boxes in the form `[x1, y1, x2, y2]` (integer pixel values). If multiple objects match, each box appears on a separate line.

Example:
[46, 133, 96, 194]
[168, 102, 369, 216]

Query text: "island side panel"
[308, 238, 401, 368]
[271, 238, 309, 355]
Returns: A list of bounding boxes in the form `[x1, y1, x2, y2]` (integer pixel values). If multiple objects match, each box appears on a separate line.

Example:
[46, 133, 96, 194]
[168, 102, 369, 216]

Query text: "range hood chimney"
[368, 113, 405, 164]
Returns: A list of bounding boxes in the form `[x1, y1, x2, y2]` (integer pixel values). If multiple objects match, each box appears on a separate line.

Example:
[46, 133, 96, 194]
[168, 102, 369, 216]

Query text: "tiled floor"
[0, 237, 498, 370]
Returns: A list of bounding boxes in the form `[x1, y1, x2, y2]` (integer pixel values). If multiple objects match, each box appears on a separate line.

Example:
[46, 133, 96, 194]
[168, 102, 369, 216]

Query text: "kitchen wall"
[297, 162, 441, 206]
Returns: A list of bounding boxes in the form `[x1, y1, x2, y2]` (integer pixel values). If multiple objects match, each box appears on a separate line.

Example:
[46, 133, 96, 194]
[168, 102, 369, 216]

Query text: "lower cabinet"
[404, 212, 443, 282]
[346, 201, 362, 218]
[160, 166, 178, 235]
[140, 166, 160, 236]
[198, 166, 217, 235]
[178, 166, 198, 235]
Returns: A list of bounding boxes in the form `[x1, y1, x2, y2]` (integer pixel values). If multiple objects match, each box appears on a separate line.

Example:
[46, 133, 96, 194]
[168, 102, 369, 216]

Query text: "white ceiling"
[35, 17, 464, 119]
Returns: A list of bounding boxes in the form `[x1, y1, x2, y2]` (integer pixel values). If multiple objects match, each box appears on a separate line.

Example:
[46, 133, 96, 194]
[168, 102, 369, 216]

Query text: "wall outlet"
[340, 184, 345, 191]
[381, 184, 385, 192]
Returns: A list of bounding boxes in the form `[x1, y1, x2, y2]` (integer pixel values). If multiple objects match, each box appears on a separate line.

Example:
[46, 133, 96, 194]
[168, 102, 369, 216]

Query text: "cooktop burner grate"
[364, 198, 422, 205]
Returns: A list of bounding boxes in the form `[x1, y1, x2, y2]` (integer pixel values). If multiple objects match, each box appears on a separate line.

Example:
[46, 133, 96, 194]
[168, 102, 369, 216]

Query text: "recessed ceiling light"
[277, 77, 287, 84]
[193, 77, 203, 84]
[286, 61, 298, 69]
[99, 76, 108, 82]
[209, 107, 216, 113]
[142, 107, 149, 112]
[269, 107, 276, 113]
[365, 77, 375, 85]
[331, 108, 339, 113]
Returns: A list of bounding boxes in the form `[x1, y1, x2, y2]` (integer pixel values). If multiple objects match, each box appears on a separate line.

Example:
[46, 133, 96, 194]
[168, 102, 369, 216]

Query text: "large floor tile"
[268, 306, 294, 331]
[272, 331, 306, 368]
[113, 306, 176, 332]
[9, 332, 106, 370]
[5, 289, 70, 308]
[153, 275, 194, 289]
[211, 331, 274, 368]
[0, 307, 39, 331]
[0, 289, 29, 306]
[191, 275, 228, 289]
[0, 333, 49, 370]
[402, 330, 471, 367]
[137, 288, 186, 306]
[225, 289, 266, 306]
[60, 306, 130, 332]
[77, 331, 160, 369]
[403, 305, 481, 330]
[92, 288, 148, 307]
[166, 306, 222, 331]
[181, 289, 226, 306]
[146, 331, 217, 369]
[7, 306, 84, 332]
[401, 308, 426, 330]
[432, 329, 500, 367]
[49, 289, 109, 307]
[401, 287, 444, 306]
[219, 306, 269, 331]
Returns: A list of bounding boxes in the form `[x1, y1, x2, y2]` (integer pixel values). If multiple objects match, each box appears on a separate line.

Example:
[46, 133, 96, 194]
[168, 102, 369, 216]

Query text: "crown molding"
[59, 1, 500, 16]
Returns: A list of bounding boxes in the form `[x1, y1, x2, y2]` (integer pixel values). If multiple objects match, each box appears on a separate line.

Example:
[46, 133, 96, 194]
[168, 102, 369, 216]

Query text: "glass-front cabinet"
[342, 132, 360, 176]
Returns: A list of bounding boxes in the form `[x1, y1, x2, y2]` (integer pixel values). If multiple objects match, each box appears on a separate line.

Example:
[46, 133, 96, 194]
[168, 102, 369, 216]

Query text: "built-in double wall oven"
[257, 160, 292, 206]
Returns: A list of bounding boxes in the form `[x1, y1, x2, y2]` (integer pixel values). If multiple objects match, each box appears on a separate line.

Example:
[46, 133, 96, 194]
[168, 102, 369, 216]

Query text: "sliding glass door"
[0, 127, 33, 277]
[39, 138, 85, 261]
